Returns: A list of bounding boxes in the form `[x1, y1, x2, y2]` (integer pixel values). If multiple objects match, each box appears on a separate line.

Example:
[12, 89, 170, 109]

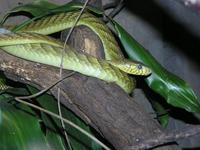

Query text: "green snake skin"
[0, 77, 9, 91]
[19, 11, 123, 60]
[0, 11, 151, 93]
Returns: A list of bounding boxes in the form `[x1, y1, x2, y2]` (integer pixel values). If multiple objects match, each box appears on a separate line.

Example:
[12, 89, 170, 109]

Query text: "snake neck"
[19, 11, 124, 60]
[5, 11, 137, 93]
[2, 43, 135, 93]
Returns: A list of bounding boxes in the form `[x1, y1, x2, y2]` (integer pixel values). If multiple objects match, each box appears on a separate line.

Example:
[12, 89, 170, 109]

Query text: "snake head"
[109, 59, 152, 76]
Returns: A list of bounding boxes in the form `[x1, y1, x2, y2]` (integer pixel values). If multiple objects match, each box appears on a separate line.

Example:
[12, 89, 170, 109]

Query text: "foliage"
[0, 87, 102, 150]
[111, 20, 200, 114]
[0, 0, 102, 32]
[0, 94, 65, 150]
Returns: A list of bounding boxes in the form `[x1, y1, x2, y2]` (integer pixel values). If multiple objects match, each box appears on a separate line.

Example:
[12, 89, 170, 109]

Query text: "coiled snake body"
[0, 11, 151, 93]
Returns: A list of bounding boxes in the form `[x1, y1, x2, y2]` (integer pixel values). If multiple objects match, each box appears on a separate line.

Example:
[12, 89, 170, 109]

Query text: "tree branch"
[103, 0, 125, 22]
[126, 125, 200, 150]
[0, 49, 180, 150]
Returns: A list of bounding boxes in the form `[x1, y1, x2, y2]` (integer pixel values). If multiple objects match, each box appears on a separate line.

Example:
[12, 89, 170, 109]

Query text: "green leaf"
[27, 86, 102, 150]
[50, 2, 103, 15]
[0, 94, 65, 150]
[111, 20, 200, 113]
[0, 0, 58, 25]
[0, 85, 102, 150]
[151, 100, 169, 127]
[10, 0, 58, 16]
[0, 1, 103, 27]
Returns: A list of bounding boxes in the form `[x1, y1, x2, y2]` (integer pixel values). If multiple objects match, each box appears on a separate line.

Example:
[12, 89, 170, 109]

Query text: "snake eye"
[137, 64, 143, 70]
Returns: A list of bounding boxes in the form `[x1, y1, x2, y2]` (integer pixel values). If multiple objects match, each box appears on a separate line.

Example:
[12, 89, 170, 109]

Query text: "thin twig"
[15, 98, 111, 150]
[103, 2, 118, 10]
[108, 0, 124, 19]
[15, 72, 75, 100]
[58, 0, 90, 149]
[103, 0, 125, 22]
[126, 125, 200, 150]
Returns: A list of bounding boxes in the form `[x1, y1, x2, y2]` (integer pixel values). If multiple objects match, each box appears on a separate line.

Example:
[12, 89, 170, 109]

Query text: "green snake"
[0, 11, 151, 93]
[0, 77, 9, 91]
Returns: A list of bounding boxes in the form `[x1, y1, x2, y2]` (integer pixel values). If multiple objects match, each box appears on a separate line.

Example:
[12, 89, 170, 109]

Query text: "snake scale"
[0, 11, 151, 93]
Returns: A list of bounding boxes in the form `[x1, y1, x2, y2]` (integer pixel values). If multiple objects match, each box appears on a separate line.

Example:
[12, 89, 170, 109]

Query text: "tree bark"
[0, 27, 180, 150]
[0, 50, 181, 150]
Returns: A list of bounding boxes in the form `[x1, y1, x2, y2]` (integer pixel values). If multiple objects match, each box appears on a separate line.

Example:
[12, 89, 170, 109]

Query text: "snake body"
[0, 11, 151, 93]
[19, 11, 123, 60]
[0, 77, 9, 91]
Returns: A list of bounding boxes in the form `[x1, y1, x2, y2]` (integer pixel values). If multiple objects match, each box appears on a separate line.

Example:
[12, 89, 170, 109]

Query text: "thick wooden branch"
[0, 50, 181, 150]
[0, 29, 181, 150]
[126, 125, 200, 150]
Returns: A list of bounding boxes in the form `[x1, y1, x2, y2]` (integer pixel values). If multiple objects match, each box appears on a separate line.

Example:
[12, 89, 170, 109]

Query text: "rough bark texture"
[0, 51, 180, 150]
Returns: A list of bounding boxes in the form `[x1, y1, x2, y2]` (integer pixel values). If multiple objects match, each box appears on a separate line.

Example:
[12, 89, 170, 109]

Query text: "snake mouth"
[123, 66, 151, 76]
[136, 68, 152, 76]
[118, 65, 152, 76]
